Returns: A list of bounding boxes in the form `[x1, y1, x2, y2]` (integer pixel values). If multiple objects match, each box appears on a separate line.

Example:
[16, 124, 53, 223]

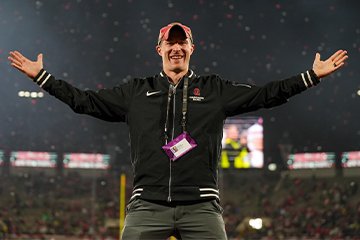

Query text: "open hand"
[8, 51, 43, 79]
[312, 50, 348, 78]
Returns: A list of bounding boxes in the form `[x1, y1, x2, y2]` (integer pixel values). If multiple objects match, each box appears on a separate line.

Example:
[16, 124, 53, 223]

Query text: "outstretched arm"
[221, 49, 349, 116]
[8, 51, 43, 79]
[7, 51, 131, 122]
[312, 49, 348, 78]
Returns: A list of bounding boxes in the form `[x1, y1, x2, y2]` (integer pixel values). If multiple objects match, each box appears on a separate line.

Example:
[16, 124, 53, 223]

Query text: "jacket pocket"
[210, 200, 224, 214]
[125, 198, 141, 214]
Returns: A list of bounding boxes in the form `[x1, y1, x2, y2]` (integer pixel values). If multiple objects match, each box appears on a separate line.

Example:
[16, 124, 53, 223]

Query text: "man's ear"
[156, 45, 162, 56]
[190, 44, 195, 55]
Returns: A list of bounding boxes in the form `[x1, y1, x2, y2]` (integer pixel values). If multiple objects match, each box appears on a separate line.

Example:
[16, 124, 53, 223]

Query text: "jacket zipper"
[167, 87, 176, 202]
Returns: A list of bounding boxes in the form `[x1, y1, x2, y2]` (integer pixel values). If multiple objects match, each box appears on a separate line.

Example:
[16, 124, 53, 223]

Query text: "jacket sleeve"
[219, 70, 320, 117]
[33, 69, 131, 122]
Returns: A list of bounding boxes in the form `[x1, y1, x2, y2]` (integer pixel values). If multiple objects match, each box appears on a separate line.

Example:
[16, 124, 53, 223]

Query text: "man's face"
[156, 27, 194, 73]
[227, 125, 239, 140]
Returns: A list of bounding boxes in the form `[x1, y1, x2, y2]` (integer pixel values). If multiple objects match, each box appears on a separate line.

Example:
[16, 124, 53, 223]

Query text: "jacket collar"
[159, 69, 195, 79]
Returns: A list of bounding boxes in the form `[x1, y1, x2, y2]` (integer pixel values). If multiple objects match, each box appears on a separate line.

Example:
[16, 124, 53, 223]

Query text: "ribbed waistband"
[130, 186, 220, 202]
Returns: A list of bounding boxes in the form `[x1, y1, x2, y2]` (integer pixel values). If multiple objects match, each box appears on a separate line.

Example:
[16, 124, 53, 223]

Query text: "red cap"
[158, 22, 193, 45]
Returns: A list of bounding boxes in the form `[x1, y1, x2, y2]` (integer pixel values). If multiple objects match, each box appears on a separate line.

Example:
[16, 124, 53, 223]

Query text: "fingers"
[315, 52, 321, 62]
[8, 51, 24, 66]
[9, 51, 20, 61]
[329, 50, 344, 61]
[330, 50, 347, 62]
[333, 62, 344, 70]
[8, 55, 22, 67]
[8, 51, 29, 74]
[10, 51, 25, 63]
[333, 51, 348, 67]
[13, 51, 26, 62]
[9, 55, 24, 72]
[11, 62, 24, 72]
[333, 50, 347, 61]
[8, 51, 25, 72]
[8, 50, 29, 64]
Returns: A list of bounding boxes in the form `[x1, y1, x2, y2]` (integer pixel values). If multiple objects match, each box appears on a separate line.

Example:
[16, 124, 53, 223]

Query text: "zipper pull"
[170, 84, 176, 95]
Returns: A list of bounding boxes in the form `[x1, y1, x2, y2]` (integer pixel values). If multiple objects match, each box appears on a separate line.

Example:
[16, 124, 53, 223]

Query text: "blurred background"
[0, 0, 359, 239]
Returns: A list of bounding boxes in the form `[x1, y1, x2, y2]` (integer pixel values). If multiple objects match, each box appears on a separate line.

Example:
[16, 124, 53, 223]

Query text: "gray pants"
[121, 198, 227, 240]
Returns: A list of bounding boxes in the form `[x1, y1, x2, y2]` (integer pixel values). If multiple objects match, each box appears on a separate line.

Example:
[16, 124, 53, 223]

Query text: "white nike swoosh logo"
[146, 90, 162, 97]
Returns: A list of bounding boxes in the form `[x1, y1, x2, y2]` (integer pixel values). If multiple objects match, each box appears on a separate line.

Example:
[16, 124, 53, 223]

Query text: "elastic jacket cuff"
[33, 69, 52, 88]
[301, 69, 321, 89]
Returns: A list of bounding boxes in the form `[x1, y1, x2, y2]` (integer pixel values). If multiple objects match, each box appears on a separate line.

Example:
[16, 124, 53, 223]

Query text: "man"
[8, 22, 348, 239]
[221, 124, 252, 169]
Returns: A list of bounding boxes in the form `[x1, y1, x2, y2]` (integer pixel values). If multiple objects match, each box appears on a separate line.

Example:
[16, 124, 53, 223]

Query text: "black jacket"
[34, 68, 319, 202]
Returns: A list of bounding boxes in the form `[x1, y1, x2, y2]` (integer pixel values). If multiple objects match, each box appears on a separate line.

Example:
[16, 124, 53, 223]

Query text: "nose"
[172, 43, 182, 51]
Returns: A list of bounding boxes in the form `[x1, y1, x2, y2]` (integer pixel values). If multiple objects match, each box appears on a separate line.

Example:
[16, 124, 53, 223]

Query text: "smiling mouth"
[170, 55, 184, 60]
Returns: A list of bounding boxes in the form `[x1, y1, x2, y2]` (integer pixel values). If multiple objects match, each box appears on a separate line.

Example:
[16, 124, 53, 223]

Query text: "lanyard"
[164, 76, 189, 144]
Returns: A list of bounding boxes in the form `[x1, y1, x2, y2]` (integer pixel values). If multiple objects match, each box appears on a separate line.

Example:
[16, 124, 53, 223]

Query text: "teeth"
[170, 56, 183, 59]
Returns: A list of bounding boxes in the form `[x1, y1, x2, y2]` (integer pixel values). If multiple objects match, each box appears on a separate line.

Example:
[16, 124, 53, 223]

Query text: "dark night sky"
[0, 0, 359, 167]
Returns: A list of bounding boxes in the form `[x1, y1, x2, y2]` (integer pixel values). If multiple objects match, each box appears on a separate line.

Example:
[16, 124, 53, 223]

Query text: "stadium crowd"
[0, 170, 359, 239]
[0, 171, 120, 239]
[223, 174, 360, 239]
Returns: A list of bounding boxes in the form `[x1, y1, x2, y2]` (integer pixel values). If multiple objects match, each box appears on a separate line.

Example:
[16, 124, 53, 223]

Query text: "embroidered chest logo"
[193, 88, 200, 96]
[189, 87, 205, 102]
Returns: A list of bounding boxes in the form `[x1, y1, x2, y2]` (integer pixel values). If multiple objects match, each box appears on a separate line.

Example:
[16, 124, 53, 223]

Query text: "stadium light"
[268, 163, 277, 171]
[18, 91, 44, 99]
[30, 92, 37, 98]
[249, 218, 263, 230]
